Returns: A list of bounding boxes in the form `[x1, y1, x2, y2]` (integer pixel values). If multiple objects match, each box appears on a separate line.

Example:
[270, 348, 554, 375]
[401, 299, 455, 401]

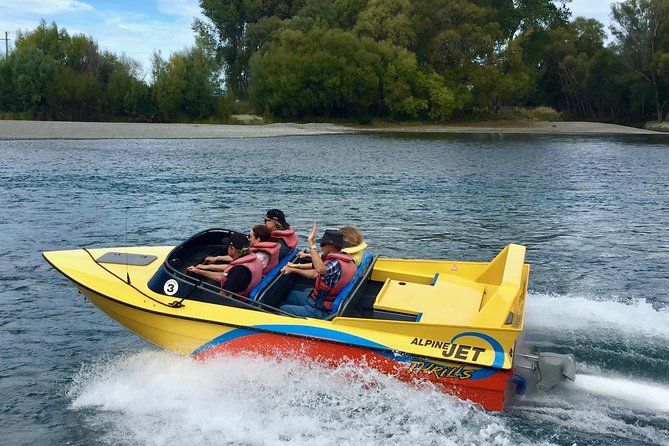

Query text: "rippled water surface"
[1, 133, 668, 445]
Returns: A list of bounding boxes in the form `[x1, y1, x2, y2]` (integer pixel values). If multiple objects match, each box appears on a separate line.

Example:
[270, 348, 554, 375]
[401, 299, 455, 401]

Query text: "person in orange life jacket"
[187, 233, 263, 296]
[279, 224, 356, 319]
[263, 208, 298, 259]
[194, 225, 277, 274]
[247, 224, 281, 274]
[286, 224, 367, 269]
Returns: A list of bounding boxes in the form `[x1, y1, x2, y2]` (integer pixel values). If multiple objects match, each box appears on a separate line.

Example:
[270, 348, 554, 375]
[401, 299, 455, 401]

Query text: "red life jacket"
[220, 253, 263, 296]
[250, 241, 281, 275]
[309, 252, 356, 311]
[271, 227, 298, 249]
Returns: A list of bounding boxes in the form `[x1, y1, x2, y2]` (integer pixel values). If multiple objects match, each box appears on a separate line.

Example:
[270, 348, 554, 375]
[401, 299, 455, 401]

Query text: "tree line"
[1, 0, 669, 124]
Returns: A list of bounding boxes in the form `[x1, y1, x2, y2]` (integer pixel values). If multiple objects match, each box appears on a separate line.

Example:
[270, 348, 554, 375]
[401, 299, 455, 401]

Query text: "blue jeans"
[279, 288, 330, 319]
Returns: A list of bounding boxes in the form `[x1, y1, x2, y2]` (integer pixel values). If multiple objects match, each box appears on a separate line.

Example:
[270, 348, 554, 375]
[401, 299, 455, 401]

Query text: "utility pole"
[1, 31, 9, 58]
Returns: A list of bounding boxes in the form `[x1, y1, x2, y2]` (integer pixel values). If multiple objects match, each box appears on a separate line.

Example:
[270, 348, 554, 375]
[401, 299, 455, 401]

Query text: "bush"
[518, 106, 562, 121]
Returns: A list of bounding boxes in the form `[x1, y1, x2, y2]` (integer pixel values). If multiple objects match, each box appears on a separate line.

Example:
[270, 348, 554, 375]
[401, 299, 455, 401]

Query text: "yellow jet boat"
[43, 228, 575, 411]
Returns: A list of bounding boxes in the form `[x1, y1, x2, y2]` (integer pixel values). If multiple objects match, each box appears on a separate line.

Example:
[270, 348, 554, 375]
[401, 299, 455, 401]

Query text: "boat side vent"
[97, 252, 157, 266]
[505, 311, 513, 324]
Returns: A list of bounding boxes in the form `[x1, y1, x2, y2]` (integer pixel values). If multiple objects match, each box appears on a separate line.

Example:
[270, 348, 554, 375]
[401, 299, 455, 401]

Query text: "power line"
[1, 31, 10, 57]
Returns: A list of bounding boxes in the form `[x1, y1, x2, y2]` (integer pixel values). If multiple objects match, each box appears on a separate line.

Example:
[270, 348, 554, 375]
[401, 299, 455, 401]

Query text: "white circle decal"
[163, 279, 179, 296]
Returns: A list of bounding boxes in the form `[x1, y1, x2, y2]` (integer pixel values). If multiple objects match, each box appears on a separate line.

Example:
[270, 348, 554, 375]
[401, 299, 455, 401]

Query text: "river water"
[1, 133, 668, 445]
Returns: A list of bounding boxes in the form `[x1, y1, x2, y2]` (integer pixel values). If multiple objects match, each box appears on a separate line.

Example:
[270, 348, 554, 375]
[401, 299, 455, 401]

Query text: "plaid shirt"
[321, 258, 342, 288]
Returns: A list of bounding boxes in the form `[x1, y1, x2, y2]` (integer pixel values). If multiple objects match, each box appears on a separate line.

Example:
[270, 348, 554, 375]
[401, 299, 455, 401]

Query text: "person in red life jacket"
[191, 226, 278, 275]
[187, 233, 263, 297]
[279, 224, 356, 319]
[263, 209, 298, 259]
[247, 224, 281, 274]
[285, 224, 367, 268]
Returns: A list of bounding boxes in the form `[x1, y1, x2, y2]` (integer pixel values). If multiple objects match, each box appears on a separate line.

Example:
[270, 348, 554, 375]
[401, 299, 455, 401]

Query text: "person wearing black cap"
[279, 223, 356, 318]
[263, 209, 299, 259]
[187, 233, 263, 297]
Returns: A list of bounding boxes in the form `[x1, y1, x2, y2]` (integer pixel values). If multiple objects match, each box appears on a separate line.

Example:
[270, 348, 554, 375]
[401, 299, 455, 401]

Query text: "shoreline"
[0, 119, 665, 140]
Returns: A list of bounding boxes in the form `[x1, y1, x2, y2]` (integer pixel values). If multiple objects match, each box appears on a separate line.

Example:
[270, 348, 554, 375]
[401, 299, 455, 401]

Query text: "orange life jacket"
[221, 253, 263, 296]
[309, 252, 356, 312]
[271, 227, 298, 249]
[250, 241, 281, 275]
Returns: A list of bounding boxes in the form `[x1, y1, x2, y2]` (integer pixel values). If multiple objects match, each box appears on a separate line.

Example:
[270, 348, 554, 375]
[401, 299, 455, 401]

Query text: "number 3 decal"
[163, 279, 179, 296]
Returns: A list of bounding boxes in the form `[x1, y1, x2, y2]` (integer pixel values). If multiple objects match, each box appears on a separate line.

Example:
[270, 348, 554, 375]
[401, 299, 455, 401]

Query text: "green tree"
[0, 21, 153, 121]
[195, 0, 306, 99]
[553, 18, 607, 119]
[354, 0, 415, 48]
[379, 44, 428, 117]
[9, 45, 63, 119]
[610, 0, 669, 121]
[375, 41, 455, 120]
[414, 70, 456, 120]
[151, 46, 219, 122]
[248, 27, 381, 119]
[249, 26, 455, 121]
[333, 0, 368, 29]
[7, 21, 67, 118]
[471, 41, 531, 113]
[517, 23, 583, 114]
[473, 0, 571, 43]
[584, 48, 634, 121]
[412, 0, 502, 110]
[107, 56, 154, 121]
[572, 16, 606, 57]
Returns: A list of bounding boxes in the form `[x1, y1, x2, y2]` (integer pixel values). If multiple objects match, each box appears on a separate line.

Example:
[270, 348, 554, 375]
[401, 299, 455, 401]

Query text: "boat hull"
[194, 330, 512, 411]
[77, 284, 512, 410]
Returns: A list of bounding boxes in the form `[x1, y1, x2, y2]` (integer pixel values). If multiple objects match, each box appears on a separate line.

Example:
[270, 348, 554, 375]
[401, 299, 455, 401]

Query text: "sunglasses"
[247, 233, 256, 239]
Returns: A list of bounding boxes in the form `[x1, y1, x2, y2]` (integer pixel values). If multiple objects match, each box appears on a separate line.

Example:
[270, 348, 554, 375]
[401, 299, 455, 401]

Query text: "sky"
[0, 0, 616, 79]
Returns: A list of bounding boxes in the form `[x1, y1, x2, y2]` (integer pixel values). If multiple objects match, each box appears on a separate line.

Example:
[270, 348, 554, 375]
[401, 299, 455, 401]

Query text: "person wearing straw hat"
[279, 224, 356, 319]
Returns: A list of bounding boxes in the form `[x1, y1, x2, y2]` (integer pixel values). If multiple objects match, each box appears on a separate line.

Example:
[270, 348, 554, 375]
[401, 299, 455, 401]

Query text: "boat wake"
[522, 292, 669, 381]
[507, 369, 669, 445]
[68, 350, 535, 446]
[507, 292, 669, 445]
[525, 292, 669, 337]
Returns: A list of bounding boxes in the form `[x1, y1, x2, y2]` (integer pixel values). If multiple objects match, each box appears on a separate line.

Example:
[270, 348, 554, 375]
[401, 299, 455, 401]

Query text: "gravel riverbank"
[0, 119, 664, 140]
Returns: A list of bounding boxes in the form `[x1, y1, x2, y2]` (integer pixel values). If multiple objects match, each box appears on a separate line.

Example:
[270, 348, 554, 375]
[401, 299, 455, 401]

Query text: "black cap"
[265, 209, 289, 227]
[315, 229, 351, 248]
[221, 233, 249, 250]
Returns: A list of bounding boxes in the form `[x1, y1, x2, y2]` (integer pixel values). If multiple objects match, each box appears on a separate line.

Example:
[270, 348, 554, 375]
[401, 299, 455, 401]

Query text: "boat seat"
[373, 274, 485, 325]
[249, 248, 299, 300]
[327, 252, 375, 319]
[471, 244, 527, 326]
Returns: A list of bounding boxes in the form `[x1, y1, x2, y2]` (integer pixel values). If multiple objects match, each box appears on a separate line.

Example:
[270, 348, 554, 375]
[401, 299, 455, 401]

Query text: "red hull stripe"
[192, 330, 510, 411]
[194, 325, 506, 378]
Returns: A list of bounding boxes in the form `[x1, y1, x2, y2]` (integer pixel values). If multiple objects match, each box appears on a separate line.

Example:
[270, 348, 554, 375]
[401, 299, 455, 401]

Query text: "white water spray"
[573, 374, 669, 412]
[69, 351, 535, 446]
[525, 292, 669, 338]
